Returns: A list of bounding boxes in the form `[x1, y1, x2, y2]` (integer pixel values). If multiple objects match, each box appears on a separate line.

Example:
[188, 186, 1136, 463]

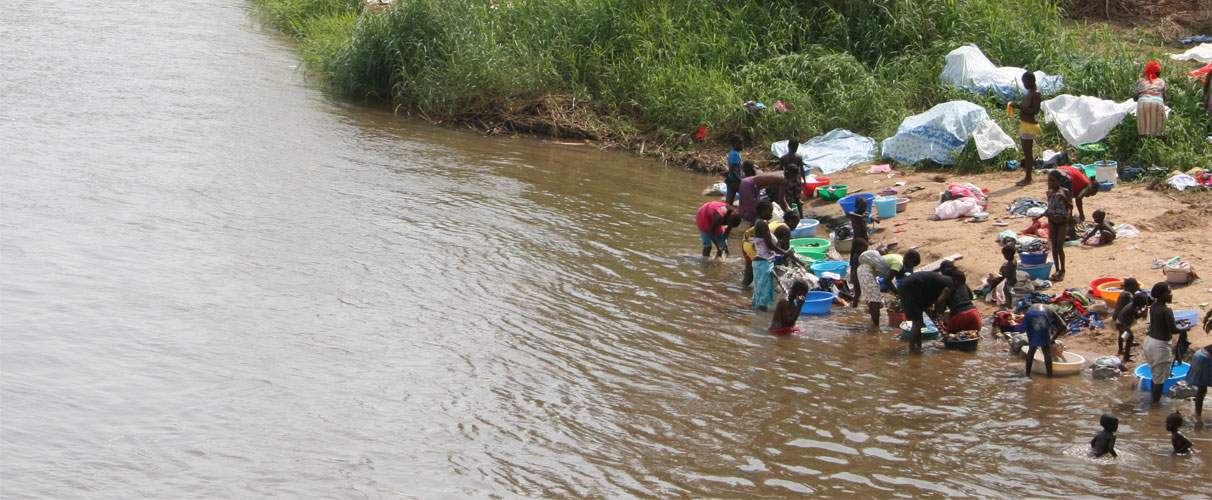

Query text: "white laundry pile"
[1170, 43, 1212, 63]
[881, 101, 1015, 165]
[940, 45, 1064, 101]
[770, 129, 876, 175]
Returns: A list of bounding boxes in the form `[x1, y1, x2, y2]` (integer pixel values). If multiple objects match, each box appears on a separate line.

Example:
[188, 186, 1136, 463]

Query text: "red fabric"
[1059, 165, 1091, 194]
[1144, 60, 1161, 82]
[695, 201, 729, 234]
[693, 125, 709, 142]
[1190, 62, 1212, 80]
[768, 326, 801, 335]
[945, 308, 982, 333]
[1022, 219, 1049, 237]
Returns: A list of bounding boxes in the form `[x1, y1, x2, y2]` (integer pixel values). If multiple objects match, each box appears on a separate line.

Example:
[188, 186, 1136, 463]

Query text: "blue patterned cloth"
[752, 259, 776, 310]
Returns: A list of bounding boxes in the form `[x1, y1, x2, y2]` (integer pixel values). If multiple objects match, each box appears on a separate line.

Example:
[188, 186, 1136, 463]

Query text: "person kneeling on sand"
[1081, 209, 1116, 246]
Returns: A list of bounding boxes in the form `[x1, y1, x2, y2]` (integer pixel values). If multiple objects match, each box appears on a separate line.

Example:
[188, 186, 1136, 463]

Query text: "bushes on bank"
[255, 0, 1211, 170]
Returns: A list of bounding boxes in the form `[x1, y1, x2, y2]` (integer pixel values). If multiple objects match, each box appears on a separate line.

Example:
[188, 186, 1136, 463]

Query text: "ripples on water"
[2, 0, 1210, 497]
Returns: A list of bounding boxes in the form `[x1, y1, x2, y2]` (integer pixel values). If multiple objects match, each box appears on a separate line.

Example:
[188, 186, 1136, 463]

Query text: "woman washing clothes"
[938, 261, 981, 333]
[1134, 60, 1167, 139]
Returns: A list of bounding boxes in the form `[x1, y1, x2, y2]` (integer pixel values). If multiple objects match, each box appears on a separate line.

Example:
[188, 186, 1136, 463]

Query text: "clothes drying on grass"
[1170, 43, 1212, 63]
[881, 101, 1014, 166]
[1040, 95, 1138, 146]
[939, 45, 1064, 102]
[1179, 35, 1212, 45]
[770, 129, 876, 175]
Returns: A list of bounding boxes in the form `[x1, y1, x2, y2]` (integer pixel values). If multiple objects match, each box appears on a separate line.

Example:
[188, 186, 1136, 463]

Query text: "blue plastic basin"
[837, 193, 877, 215]
[790, 219, 819, 238]
[1135, 362, 1190, 393]
[1019, 250, 1048, 265]
[810, 260, 850, 278]
[800, 291, 835, 316]
[1020, 261, 1053, 281]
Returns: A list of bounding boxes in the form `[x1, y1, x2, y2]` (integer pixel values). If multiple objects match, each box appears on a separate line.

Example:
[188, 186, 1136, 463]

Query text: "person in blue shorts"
[1023, 303, 1065, 377]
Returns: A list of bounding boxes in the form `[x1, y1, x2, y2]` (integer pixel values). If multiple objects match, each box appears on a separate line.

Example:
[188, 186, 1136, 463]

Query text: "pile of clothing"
[934, 182, 989, 220]
[1007, 197, 1046, 218]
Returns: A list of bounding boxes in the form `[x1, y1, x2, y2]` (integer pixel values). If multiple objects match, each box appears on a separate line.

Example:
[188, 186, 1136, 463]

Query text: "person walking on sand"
[1134, 60, 1167, 138]
[1009, 71, 1042, 186]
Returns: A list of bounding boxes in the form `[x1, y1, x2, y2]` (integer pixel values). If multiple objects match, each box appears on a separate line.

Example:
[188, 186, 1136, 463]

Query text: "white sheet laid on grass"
[1170, 43, 1212, 63]
[770, 129, 876, 175]
[1040, 95, 1137, 146]
[940, 45, 1064, 102]
[881, 101, 1014, 165]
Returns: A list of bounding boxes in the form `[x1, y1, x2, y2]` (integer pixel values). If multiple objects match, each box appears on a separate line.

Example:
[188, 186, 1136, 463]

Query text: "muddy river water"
[2, 1, 1209, 497]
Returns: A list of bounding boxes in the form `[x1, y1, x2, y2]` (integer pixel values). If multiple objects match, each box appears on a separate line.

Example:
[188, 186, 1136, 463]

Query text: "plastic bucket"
[791, 237, 831, 260]
[832, 237, 853, 253]
[1135, 362, 1190, 393]
[810, 260, 849, 277]
[1019, 250, 1048, 265]
[1088, 277, 1120, 299]
[800, 291, 835, 315]
[1098, 181, 1114, 192]
[1094, 160, 1119, 183]
[1175, 309, 1200, 330]
[899, 320, 940, 341]
[887, 310, 906, 326]
[1020, 261, 1053, 281]
[838, 193, 876, 215]
[1098, 281, 1125, 305]
[818, 185, 848, 202]
[1078, 164, 1096, 179]
[790, 219, 820, 238]
[803, 177, 831, 198]
[943, 338, 979, 352]
[874, 196, 898, 219]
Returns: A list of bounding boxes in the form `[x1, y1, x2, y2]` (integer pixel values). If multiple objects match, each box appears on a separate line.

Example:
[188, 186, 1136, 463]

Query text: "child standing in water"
[769, 280, 808, 335]
[1009, 71, 1042, 186]
[1166, 411, 1192, 454]
[1090, 414, 1118, 458]
[750, 205, 790, 311]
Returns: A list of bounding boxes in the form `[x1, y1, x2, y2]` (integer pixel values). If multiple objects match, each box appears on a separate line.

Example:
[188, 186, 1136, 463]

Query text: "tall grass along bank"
[255, 0, 1211, 173]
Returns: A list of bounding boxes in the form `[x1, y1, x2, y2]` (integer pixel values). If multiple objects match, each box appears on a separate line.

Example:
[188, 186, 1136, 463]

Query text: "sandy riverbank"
[786, 166, 1212, 359]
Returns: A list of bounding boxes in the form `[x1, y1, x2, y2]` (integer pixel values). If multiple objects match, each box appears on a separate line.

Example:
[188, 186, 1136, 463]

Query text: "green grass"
[253, 0, 1212, 172]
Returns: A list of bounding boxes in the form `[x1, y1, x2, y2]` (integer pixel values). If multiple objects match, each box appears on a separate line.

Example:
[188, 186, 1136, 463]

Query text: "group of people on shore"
[692, 67, 1212, 452]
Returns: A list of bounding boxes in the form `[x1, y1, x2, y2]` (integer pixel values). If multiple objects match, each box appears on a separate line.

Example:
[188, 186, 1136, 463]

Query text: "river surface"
[2, 1, 1210, 497]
